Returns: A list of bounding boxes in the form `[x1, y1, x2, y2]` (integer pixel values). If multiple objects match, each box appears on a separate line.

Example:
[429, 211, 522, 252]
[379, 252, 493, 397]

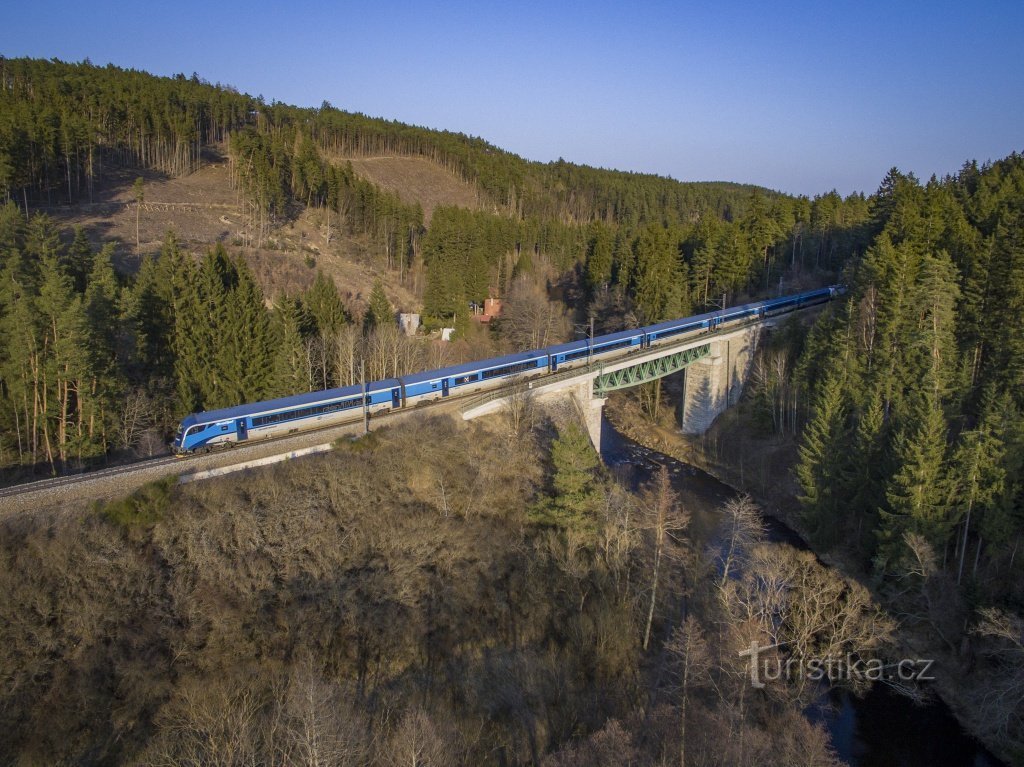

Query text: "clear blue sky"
[3, 0, 1022, 196]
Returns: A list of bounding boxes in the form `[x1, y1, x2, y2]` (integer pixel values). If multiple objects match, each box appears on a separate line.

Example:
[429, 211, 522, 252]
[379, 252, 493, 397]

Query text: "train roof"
[642, 287, 834, 335]
[181, 379, 400, 427]
[545, 327, 642, 356]
[400, 348, 547, 386]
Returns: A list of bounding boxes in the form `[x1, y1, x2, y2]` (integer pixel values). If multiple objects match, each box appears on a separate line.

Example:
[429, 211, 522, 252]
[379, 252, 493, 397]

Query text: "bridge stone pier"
[679, 324, 761, 435]
[573, 378, 607, 451]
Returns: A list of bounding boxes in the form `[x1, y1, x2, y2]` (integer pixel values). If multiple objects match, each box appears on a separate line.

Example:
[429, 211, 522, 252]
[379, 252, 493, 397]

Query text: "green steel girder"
[594, 343, 711, 395]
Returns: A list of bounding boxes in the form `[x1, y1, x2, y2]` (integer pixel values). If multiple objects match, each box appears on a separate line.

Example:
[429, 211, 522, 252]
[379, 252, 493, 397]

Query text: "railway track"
[0, 455, 183, 500]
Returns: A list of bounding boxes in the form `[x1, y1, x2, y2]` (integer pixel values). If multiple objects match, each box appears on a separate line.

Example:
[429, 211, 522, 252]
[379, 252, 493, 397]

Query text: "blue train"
[172, 285, 844, 454]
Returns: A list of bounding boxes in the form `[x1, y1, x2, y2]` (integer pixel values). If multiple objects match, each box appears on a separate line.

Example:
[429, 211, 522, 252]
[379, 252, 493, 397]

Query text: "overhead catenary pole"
[361, 359, 368, 435]
[588, 316, 594, 367]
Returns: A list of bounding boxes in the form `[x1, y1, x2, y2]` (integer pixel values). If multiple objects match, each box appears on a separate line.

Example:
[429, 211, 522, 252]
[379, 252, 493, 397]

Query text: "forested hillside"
[795, 158, 1024, 575]
[1, 57, 776, 225]
[0, 57, 870, 477]
[787, 157, 1024, 756]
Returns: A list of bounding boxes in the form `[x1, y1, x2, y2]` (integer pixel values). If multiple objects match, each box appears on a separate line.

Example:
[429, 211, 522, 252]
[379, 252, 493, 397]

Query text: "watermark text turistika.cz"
[737, 640, 935, 689]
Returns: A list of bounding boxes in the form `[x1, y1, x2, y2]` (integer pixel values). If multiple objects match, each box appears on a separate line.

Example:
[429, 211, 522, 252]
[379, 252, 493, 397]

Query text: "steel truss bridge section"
[593, 343, 711, 396]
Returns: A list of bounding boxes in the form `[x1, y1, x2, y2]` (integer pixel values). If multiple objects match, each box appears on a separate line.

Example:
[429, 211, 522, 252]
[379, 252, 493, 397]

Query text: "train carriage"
[399, 349, 549, 404]
[172, 379, 400, 454]
[546, 328, 645, 372]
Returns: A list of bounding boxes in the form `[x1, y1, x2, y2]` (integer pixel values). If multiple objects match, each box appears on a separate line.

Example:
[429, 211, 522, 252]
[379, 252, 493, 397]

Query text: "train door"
[441, 379, 450, 397]
[235, 419, 248, 442]
[551, 355, 559, 373]
[391, 388, 401, 409]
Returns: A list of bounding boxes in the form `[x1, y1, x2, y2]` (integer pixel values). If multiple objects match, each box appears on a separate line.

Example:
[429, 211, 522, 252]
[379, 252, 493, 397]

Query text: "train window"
[482, 360, 539, 380]
[454, 374, 478, 385]
[595, 338, 636, 354]
[221, 424, 229, 431]
[656, 324, 699, 340]
[253, 397, 366, 427]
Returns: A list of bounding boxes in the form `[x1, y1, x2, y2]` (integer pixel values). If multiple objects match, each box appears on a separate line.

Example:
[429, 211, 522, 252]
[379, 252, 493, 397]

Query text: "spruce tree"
[795, 368, 849, 548]
[63, 227, 94, 292]
[305, 270, 347, 336]
[842, 390, 888, 559]
[220, 255, 275, 404]
[271, 295, 312, 395]
[585, 221, 613, 292]
[949, 400, 1006, 582]
[633, 223, 683, 323]
[981, 213, 1024, 405]
[531, 422, 602, 535]
[80, 244, 123, 451]
[877, 395, 950, 571]
[365, 280, 393, 331]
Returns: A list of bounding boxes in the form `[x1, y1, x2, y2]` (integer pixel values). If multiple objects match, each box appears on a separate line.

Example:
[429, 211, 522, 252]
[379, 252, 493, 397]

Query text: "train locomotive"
[172, 285, 844, 454]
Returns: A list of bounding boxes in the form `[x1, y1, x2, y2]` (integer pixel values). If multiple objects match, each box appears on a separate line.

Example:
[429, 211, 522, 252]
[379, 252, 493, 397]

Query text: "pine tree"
[0, 202, 25, 273]
[133, 176, 144, 253]
[743, 191, 783, 282]
[36, 253, 83, 468]
[0, 255, 44, 464]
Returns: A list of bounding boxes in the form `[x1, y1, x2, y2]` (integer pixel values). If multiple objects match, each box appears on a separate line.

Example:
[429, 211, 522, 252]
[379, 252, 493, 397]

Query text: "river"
[600, 422, 1005, 767]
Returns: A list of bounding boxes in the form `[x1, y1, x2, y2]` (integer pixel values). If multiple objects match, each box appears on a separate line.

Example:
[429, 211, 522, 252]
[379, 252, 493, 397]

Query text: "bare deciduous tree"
[717, 495, 765, 590]
[332, 325, 362, 387]
[279, 659, 368, 767]
[504, 382, 536, 437]
[972, 608, 1024, 741]
[498, 275, 570, 351]
[641, 466, 690, 650]
[386, 707, 458, 767]
[117, 388, 153, 451]
[751, 349, 794, 434]
[665, 616, 713, 767]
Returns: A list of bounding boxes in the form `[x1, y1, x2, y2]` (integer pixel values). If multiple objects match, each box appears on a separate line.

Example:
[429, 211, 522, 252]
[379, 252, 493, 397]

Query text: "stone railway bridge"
[460, 316, 791, 450]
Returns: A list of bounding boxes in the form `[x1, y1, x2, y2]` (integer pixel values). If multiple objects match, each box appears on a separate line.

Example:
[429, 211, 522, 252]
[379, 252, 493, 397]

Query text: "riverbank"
[602, 391, 1013, 766]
